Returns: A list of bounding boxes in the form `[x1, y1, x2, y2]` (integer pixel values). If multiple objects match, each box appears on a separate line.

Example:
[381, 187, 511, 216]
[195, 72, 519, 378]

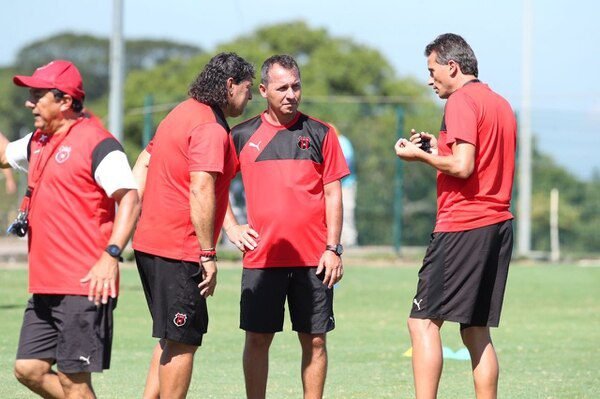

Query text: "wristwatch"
[325, 244, 344, 256]
[105, 244, 123, 261]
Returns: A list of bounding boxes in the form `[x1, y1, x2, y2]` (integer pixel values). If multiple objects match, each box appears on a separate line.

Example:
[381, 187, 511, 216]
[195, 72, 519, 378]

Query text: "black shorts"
[240, 267, 335, 334]
[16, 295, 116, 374]
[135, 251, 208, 346]
[410, 220, 513, 328]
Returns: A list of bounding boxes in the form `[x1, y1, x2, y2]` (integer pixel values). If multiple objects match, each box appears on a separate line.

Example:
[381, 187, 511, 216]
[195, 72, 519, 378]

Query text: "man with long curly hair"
[131, 52, 254, 398]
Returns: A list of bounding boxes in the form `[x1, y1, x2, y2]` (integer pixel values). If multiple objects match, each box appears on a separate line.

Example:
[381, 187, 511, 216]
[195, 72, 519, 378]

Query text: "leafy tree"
[1, 32, 203, 154]
[122, 21, 437, 245]
[0, 67, 31, 139]
[1, 24, 596, 254]
[14, 33, 203, 102]
[577, 173, 600, 252]
[522, 141, 600, 253]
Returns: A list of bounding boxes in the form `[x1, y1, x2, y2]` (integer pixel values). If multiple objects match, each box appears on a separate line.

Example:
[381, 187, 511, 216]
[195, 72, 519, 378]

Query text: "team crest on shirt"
[55, 146, 72, 163]
[297, 136, 311, 150]
[173, 312, 188, 327]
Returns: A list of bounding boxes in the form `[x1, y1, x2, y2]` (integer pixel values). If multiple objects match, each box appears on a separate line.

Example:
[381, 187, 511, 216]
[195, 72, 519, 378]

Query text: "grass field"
[0, 263, 598, 398]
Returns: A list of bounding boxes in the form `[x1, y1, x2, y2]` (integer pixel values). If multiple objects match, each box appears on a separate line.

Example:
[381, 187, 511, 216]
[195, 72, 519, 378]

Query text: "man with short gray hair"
[395, 33, 517, 398]
[224, 54, 349, 399]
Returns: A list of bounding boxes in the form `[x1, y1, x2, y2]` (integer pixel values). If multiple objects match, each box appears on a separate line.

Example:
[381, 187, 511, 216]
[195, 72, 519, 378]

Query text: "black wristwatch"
[105, 244, 123, 261]
[325, 244, 344, 256]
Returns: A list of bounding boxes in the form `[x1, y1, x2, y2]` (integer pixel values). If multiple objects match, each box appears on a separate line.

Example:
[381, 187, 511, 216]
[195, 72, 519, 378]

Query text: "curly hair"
[261, 54, 300, 85]
[425, 33, 478, 77]
[188, 52, 255, 107]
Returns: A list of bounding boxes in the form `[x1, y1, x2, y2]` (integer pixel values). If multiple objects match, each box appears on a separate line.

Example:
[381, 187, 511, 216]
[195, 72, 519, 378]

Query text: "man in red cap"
[0, 60, 140, 398]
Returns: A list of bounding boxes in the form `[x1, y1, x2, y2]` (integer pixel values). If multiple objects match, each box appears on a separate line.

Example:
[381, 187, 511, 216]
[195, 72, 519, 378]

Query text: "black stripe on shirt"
[231, 115, 263, 156]
[256, 114, 327, 163]
[91, 138, 125, 177]
[211, 105, 231, 133]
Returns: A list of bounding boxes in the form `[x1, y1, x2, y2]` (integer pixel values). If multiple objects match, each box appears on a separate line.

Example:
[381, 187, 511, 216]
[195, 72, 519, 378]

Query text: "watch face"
[327, 244, 343, 256]
[106, 245, 121, 257]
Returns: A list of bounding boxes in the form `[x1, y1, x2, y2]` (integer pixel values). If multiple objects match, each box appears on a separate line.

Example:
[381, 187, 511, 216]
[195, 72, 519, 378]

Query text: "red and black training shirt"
[231, 111, 349, 268]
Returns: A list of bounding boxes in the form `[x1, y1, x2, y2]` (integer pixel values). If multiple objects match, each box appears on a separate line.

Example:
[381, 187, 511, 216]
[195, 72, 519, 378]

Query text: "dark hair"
[50, 89, 84, 112]
[261, 55, 300, 85]
[424, 33, 478, 77]
[188, 52, 255, 107]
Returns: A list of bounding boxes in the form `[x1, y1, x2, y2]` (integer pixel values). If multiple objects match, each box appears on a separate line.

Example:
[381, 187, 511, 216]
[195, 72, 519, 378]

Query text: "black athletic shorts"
[135, 251, 208, 346]
[410, 220, 513, 328]
[240, 267, 335, 334]
[16, 294, 116, 373]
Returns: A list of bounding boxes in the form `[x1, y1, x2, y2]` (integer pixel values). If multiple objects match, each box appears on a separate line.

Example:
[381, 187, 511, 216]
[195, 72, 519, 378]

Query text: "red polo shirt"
[133, 99, 236, 261]
[435, 82, 517, 232]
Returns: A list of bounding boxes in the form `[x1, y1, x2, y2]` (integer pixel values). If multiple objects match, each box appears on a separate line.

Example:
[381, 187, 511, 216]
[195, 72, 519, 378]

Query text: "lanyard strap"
[18, 118, 82, 213]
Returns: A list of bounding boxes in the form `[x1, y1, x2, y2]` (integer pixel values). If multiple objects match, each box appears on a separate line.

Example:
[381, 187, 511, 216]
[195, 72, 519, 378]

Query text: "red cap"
[13, 60, 85, 101]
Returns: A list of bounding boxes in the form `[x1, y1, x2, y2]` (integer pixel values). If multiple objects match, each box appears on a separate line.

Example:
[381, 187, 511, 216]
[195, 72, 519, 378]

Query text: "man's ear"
[226, 77, 234, 96]
[59, 94, 74, 112]
[448, 60, 460, 77]
[259, 83, 268, 99]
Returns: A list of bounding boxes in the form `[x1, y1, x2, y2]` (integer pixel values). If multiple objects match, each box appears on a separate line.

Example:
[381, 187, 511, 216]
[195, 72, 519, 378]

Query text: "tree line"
[0, 22, 597, 256]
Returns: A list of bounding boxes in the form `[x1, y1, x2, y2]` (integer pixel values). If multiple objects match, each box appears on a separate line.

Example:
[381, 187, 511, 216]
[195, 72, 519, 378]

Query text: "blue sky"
[1, 0, 598, 179]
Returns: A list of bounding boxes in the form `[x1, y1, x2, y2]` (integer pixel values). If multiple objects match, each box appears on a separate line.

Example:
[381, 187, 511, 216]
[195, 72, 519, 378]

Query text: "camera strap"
[17, 118, 82, 214]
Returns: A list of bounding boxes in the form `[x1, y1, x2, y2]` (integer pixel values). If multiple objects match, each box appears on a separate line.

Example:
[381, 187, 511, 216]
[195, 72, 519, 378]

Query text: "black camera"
[7, 211, 29, 237]
[420, 136, 432, 153]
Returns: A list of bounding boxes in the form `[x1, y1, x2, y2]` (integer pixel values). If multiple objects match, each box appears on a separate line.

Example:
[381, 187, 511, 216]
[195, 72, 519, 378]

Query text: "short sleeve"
[188, 123, 229, 174]
[91, 138, 137, 197]
[94, 151, 138, 197]
[321, 127, 350, 184]
[5, 133, 32, 173]
[444, 92, 478, 146]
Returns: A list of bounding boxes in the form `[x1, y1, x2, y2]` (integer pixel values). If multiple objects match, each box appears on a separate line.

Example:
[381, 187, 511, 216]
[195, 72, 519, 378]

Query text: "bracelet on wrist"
[199, 249, 216, 257]
[199, 246, 217, 263]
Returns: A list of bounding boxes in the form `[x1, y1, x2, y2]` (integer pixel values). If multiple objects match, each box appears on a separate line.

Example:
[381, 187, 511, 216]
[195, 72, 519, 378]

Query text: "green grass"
[0, 263, 598, 398]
